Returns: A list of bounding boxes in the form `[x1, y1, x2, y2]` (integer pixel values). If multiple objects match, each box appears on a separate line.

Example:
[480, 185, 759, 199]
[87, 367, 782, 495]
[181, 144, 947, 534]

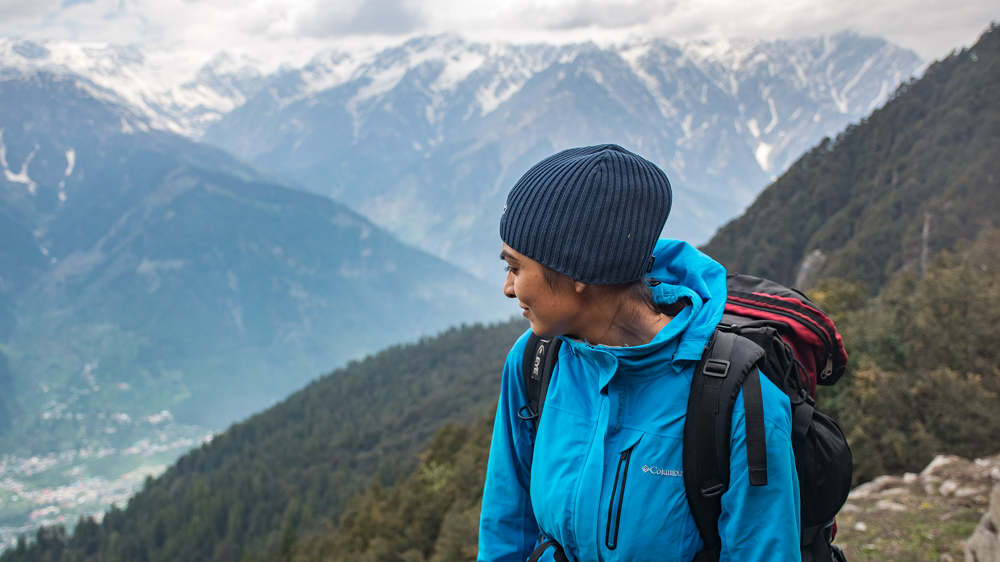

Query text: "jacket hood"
[562, 238, 727, 379]
[647, 238, 727, 362]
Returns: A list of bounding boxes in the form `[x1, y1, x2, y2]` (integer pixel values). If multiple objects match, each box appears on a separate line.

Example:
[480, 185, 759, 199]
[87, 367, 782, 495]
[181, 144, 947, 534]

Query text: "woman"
[479, 145, 801, 562]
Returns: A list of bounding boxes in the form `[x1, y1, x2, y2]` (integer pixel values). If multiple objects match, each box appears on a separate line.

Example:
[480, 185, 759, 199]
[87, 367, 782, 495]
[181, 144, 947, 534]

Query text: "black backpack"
[519, 274, 852, 562]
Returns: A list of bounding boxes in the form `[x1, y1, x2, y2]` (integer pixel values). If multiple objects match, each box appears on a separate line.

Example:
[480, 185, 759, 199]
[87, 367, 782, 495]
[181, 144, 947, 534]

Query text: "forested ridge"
[4, 23, 1000, 562]
[702, 23, 1000, 293]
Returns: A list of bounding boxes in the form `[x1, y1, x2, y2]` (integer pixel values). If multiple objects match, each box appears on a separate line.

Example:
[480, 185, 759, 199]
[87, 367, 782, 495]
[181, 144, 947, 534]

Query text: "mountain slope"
[200, 33, 921, 278]
[701, 24, 1000, 292]
[0, 71, 509, 455]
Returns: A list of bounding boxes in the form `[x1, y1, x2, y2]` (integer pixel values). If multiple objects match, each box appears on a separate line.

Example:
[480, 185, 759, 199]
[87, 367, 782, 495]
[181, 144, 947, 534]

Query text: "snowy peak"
[0, 33, 921, 149]
[0, 38, 266, 137]
[197, 32, 922, 280]
[179, 52, 268, 119]
[289, 35, 559, 117]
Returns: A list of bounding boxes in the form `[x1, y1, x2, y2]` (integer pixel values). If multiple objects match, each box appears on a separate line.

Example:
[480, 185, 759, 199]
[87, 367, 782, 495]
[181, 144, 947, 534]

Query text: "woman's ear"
[574, 281, 587, 293]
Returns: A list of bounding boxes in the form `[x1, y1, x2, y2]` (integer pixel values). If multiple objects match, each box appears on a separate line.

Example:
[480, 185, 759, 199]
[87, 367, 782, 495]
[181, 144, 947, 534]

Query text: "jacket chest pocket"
[600, 433, 695, 561]
[605, 444, 635, 550]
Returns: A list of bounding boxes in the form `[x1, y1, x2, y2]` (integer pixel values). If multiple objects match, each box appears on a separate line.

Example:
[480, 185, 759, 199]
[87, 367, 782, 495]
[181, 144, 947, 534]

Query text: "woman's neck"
[582, 297, 671, 347]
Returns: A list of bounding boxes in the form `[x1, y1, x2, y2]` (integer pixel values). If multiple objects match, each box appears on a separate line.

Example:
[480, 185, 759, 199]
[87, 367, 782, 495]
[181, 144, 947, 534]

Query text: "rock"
[850, 475, 904, 499]
[854, 521, 868, 532]
[849, 483, 876, 499]
[922, 455, 961, 478]
[880, 487, 907, 496]
[872, 475, 903, 489]
[964, 482, 1000, 562]
[903, 472, 918, 484]
[875, 499, 907, 512]
[840, 503, 862, 515]
[940, 554, 955, 562]
[940, 480, 960, 496]
[994, 486, 1000, 528]
[955, 487, 982, 498]
[992, 466, 1000, 482]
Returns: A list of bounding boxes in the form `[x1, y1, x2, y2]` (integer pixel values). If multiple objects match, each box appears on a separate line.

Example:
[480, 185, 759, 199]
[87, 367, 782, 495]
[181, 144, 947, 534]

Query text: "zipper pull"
[820, 354, 833, 380]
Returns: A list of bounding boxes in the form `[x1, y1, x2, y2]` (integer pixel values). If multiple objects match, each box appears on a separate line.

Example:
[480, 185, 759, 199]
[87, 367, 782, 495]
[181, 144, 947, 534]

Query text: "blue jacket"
[478, 240, 801, 562]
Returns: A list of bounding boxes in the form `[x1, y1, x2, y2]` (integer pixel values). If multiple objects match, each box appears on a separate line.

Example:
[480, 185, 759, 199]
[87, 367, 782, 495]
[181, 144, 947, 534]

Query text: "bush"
[811, 229, 1000, 483]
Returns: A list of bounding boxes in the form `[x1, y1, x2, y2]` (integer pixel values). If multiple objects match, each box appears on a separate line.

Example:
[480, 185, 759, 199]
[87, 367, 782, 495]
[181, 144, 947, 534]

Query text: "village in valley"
[0, 422, 213, 551]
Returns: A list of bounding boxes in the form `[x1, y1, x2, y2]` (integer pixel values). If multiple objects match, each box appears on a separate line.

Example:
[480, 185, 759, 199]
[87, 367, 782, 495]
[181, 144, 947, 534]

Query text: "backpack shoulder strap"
[518, 334, 562, 434]
[683, 329, 768, 562]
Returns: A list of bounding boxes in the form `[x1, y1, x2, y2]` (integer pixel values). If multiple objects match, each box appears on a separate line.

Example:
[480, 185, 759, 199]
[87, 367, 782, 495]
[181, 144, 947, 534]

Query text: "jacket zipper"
[605, 445, 635, 550]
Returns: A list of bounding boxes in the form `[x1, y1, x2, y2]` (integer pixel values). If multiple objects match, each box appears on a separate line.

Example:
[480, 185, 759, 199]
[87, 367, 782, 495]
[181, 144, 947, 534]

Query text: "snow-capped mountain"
[0, 33, 922, 279]
[0, 38, 267, 137]
[204, 33, 923, 278]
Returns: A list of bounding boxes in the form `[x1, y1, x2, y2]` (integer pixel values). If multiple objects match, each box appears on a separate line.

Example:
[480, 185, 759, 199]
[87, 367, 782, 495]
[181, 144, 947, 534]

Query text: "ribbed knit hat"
[500, 144, 672, 285]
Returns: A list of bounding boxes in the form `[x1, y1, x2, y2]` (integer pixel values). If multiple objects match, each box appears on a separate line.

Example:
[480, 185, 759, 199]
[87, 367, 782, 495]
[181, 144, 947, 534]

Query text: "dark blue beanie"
[500, 144, 672, 285]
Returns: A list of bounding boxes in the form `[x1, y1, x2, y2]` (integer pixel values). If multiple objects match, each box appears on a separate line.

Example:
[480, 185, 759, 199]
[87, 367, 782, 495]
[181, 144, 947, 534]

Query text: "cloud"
[0, 0, 61, 22]
[298, 0, 423, 37]
[511, 0, 679, 31]
[0, 0, 995, 65]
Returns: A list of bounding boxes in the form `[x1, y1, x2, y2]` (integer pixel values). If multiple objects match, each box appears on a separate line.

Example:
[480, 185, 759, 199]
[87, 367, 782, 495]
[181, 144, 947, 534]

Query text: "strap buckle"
[702, 359, 730, 377]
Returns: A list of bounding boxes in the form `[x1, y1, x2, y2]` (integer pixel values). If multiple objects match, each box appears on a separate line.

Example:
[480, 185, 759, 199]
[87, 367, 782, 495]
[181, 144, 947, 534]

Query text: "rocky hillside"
[833, 453, 1000, 561]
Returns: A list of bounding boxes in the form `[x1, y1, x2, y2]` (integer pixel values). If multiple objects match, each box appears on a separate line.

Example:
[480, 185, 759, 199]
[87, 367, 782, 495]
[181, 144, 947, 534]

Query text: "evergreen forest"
[3, 22, 999, 562]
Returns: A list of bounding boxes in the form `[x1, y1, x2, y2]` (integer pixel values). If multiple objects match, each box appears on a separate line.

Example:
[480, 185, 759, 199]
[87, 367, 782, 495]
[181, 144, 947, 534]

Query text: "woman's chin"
[528, 322, 556, 338]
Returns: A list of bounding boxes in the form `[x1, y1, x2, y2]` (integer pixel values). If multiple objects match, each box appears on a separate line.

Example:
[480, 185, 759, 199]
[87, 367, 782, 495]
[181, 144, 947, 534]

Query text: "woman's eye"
[504, 265, 516, 273]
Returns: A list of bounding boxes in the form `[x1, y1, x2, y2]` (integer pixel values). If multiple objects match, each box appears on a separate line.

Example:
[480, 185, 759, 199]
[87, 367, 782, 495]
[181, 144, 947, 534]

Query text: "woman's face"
[501, 243, 585, 337]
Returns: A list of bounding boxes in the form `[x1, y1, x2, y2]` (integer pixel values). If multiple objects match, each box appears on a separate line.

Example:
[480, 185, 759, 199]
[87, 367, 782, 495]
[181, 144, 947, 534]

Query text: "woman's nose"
[503, 273, 516, 299]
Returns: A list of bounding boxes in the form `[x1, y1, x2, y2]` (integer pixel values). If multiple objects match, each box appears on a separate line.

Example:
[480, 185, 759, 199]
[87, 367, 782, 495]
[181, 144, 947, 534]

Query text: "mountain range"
[1, 33, 923, 278]
[0, 70, 507, 456]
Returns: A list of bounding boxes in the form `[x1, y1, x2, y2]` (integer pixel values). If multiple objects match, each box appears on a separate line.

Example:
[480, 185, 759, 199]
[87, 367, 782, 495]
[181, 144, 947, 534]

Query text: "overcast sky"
[0, 0, 996, 71]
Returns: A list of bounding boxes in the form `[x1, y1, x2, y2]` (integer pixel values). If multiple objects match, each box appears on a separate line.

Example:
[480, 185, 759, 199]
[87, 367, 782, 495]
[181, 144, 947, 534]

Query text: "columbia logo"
[642, 465, 682, 477]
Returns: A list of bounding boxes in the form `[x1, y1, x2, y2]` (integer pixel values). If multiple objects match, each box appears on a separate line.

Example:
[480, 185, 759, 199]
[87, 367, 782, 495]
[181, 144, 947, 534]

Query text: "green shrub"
[811, 229, 1000, 483]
